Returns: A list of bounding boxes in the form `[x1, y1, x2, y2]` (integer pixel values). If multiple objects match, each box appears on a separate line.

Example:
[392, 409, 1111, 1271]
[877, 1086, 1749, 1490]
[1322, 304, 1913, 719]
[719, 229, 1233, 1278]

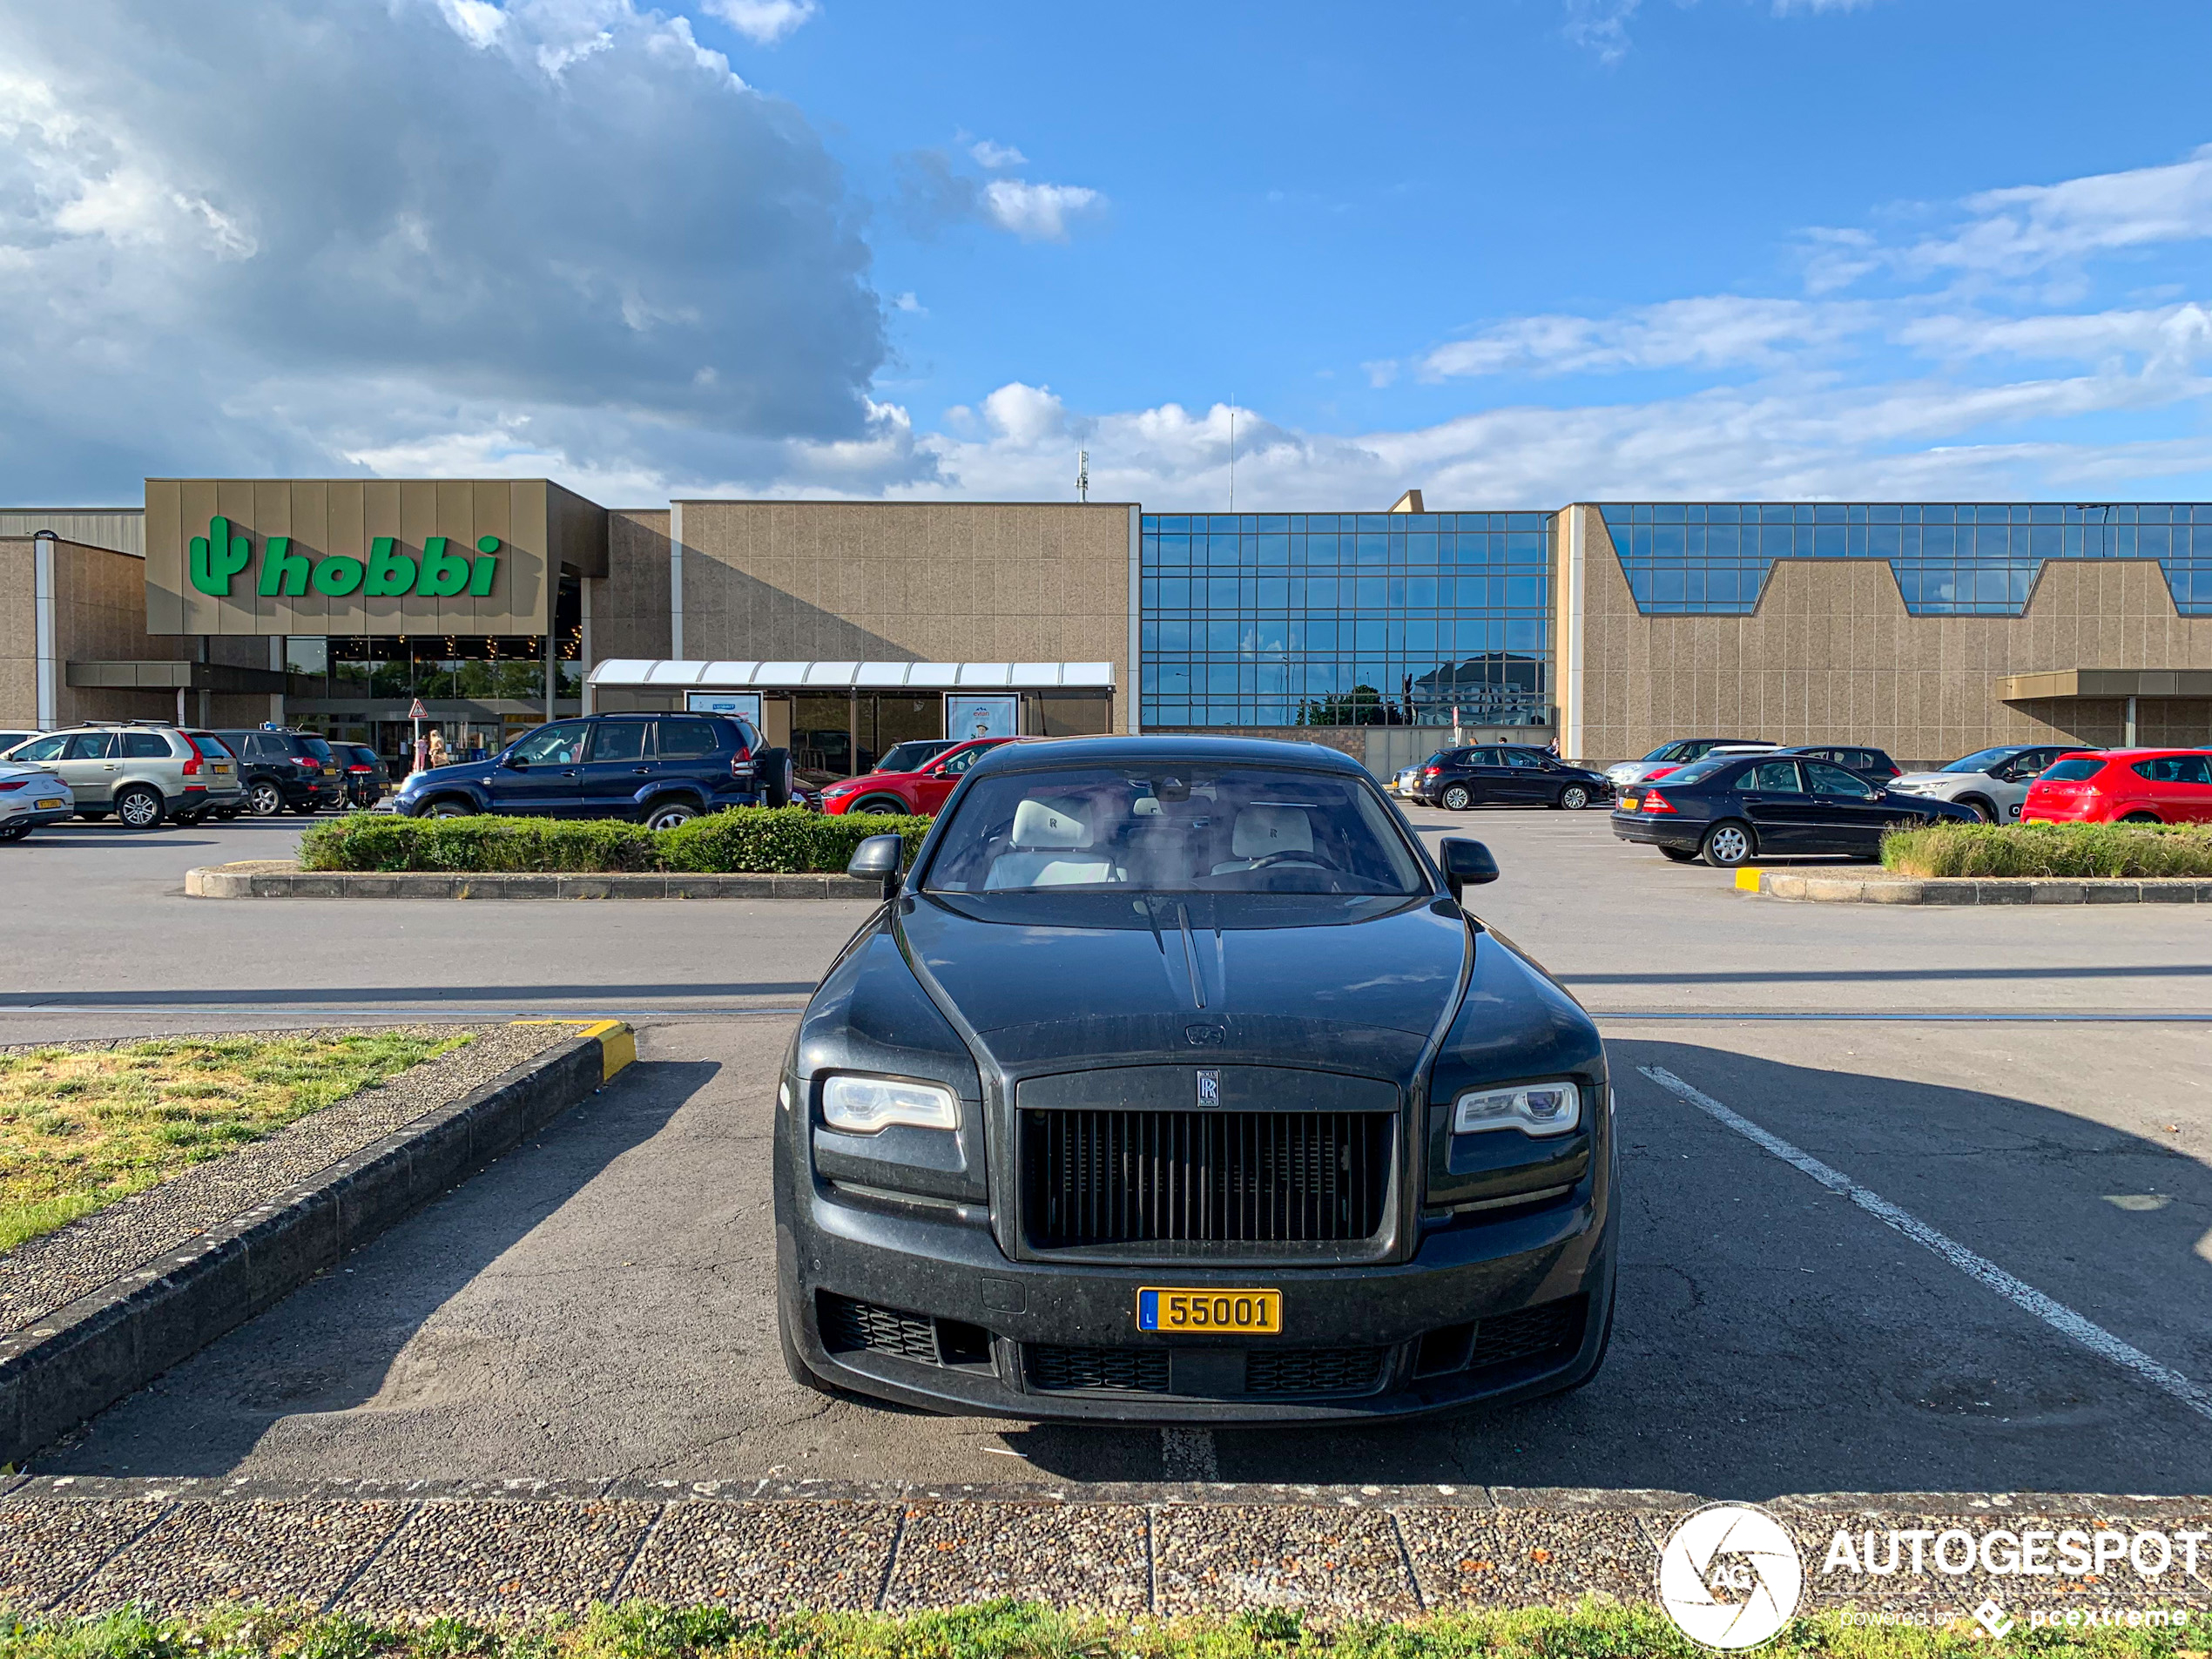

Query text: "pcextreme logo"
[188, 515, 502, 600]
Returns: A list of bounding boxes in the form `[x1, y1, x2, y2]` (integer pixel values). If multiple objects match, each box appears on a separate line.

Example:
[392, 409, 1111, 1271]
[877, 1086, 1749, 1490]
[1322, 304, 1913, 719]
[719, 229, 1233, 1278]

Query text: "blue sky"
[2, 0, 2208, 509]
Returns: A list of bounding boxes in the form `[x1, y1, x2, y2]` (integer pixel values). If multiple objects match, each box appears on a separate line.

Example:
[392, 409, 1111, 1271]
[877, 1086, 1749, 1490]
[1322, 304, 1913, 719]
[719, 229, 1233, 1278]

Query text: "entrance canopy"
[2000, 668, 2212, 700]
[587, 659, 1114, 690]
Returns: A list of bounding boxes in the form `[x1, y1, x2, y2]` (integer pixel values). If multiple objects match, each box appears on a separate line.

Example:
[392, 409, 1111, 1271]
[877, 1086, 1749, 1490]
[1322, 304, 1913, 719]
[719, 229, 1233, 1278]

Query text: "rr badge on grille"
[1196, 1069, 1220, 1106]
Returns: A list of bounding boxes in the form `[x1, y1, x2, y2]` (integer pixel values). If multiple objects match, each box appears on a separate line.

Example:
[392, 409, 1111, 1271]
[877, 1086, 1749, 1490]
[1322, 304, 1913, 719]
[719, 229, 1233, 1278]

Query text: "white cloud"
[1420, 297, 1874, 379]
[699, 0, 818, 45]
[969, 138, 1027, 170]
[0, 0, 889, 497]
[981, 179, 1103, 243]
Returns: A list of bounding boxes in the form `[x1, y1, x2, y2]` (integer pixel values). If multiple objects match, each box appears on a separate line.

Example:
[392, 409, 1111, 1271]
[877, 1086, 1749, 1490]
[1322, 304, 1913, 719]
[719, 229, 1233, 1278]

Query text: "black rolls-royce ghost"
[773, 735, 1615, 1421]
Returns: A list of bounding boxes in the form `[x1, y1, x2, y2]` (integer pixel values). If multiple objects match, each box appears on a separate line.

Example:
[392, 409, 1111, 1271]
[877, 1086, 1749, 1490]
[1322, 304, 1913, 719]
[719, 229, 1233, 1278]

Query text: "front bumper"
[1609, 810, 1702, 851]
[778, 1177, 1614, 1423]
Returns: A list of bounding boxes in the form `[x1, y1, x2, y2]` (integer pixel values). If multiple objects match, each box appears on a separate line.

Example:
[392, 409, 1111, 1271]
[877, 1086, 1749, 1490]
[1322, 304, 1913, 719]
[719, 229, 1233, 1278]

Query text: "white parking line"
[1637, 1063, 2212, 1426]
[1161, 1426, 1218, 1480]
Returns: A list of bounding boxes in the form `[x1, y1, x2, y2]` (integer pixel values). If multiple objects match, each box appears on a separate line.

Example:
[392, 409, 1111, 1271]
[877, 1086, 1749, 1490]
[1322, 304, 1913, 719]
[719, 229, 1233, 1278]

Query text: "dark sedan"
[1415, 744, 1613, 812]
[1611, 752, 1979, 867]
[776, 736, 1616, 1422]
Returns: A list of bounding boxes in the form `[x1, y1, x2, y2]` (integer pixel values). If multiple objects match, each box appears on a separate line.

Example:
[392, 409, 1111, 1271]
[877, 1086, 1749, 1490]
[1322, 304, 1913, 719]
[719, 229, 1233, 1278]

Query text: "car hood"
[896, 890, 1471, 1087]
[1891, 771, 1972, 787]
[398, 760, 484, 789]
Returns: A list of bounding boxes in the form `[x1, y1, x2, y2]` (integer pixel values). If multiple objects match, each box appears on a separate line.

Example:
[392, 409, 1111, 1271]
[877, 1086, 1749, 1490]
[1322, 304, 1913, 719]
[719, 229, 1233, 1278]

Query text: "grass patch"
[0, 1601, 2198, 1659]
[0, 1031, 467, 1251]
[1880, 821, 2212, 880]
[297, 810, 932, 876]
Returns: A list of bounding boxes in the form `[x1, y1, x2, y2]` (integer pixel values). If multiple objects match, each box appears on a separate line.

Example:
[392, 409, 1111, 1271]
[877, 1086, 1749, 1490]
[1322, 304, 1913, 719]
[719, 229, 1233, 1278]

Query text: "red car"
[816, 737, 1019, 816]
[2021, 748, 2212, 824]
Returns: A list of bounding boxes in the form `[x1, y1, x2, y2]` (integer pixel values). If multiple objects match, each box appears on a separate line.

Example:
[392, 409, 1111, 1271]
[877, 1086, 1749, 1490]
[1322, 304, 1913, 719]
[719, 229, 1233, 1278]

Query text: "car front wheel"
[1959, 796, 1996, 822]
[644, 800, 698, 832]
[115, 786, 165, 829]
[423, 798, 475, 819]
[1440, 784, 1474, 811]
[849, 794, 907, 815]
[2121, 811, 2161, 824]
[1700, 820, 1755, 867]
[247, 781, 284, 817]
[1559, 784, 1591, 810]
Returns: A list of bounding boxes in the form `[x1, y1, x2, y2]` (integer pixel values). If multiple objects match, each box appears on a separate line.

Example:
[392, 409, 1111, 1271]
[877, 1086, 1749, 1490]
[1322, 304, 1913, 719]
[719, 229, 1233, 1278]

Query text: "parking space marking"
[1161, 1426, 1218, 1480]
[1637, 1063, 2212, 1426]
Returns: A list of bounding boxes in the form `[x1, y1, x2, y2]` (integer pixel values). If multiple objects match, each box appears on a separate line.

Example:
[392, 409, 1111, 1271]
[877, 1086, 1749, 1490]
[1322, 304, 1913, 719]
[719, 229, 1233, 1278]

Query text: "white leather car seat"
[985, 797, 1123, 888]
[1212, 805, 1318, 873]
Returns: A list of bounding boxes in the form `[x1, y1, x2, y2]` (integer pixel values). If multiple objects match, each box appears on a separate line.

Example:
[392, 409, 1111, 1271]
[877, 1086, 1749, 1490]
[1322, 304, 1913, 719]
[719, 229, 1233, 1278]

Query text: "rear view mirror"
[847, 833, 905, 900]
[1438, 837, 1500, 902]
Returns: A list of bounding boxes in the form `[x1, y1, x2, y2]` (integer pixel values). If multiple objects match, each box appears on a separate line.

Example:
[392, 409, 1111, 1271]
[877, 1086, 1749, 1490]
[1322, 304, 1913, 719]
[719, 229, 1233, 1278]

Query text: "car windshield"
[1940, 747, 2018, 774]
[1642, 743, 1688, 762]
[876, 741, 949, 772]
[923, 763, 1427, 897]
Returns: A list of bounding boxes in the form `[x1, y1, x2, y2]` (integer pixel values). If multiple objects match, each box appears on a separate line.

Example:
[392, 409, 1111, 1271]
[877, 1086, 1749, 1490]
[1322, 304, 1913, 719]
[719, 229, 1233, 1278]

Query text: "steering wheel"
[1245, 849, 1339, 871]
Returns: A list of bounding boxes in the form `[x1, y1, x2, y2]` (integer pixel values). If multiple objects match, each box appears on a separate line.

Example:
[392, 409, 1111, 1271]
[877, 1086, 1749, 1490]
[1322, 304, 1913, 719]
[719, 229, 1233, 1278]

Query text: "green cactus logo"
[189, 515, 252, 597]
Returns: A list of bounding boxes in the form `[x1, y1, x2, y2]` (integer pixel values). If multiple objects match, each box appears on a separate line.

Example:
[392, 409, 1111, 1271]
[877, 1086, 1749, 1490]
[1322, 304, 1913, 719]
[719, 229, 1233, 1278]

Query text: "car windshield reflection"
[923, 764, 1427, 897]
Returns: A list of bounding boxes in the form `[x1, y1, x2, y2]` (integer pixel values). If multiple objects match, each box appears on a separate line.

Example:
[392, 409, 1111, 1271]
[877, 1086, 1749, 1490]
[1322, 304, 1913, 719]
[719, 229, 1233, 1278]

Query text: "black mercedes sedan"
[1415, 744, 1613, 812]
[1610, 751, 1980, 867]
[775, 736, 1615, 1421]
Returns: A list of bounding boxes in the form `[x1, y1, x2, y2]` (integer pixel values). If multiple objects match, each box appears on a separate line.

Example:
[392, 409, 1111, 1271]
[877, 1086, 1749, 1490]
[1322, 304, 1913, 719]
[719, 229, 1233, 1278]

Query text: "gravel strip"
[58, 1499, 411, 1615]
[337, 1498, 658, 1619]
[1397, 1504, 1665, 1608]
[0, 1496, 172, 1610]
[887, 1501, 1150, 1612]
[1152, 1501, 1420, 1616]
[622, 1499, 900, 1614]
[0, 1023, 578, 1332]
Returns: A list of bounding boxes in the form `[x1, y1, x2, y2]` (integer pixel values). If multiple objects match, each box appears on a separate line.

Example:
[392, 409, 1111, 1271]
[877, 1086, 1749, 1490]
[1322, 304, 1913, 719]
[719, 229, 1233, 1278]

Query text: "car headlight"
[1452, 1081, 1581, 1137]
[820, 1073, 959, 1133]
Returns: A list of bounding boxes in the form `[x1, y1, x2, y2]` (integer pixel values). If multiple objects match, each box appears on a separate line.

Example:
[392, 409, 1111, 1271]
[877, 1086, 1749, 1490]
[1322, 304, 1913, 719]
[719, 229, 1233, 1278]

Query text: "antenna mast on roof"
[1076, 448, 1089, 502]
[1228, 394, 1237, 513]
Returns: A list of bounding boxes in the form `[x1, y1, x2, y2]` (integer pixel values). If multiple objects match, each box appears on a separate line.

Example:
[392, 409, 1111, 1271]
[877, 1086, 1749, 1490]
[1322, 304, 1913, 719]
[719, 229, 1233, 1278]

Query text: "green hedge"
[1881, 821, 2212, 879]
[297, 808, 931, 874]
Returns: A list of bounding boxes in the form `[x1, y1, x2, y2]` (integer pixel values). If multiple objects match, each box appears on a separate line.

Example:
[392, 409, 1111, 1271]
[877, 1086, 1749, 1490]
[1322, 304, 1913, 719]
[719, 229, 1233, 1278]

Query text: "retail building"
[3, 482, 2207, 772]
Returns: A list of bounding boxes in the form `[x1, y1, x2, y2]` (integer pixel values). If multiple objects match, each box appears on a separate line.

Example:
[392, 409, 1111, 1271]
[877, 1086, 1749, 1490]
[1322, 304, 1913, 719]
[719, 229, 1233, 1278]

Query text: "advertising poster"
[686, 691, 763, 724]
[946, 693, 1018, 740]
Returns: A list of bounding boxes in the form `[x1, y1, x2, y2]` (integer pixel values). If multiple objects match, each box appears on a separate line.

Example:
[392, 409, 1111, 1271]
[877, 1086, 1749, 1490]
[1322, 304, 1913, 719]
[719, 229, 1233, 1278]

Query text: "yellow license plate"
[36, 799, 64, 810]
[213, 764, 230, 774]
[1619, 797, 1638, 812]
[1137, 1288, 1282, 1333]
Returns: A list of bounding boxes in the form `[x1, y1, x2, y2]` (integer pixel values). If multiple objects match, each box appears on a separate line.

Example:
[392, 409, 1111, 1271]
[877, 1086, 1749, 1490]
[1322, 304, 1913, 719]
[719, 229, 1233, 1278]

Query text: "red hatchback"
[816, 737, 1020, 816]
[2021, 748, 2212, 824]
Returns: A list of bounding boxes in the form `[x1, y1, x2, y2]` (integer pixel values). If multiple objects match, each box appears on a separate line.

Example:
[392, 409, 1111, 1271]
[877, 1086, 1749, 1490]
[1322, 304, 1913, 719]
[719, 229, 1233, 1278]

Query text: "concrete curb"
[0, 1478, 2204, 1619]
[0, 1022, 636, 1468]
[1753, 868, 2212, 905]
[185, 862, 882, 900]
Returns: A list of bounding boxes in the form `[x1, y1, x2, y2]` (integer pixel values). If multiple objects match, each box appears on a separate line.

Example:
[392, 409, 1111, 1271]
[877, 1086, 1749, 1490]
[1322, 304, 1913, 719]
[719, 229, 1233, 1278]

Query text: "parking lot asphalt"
[7, 799, 2210, 1497]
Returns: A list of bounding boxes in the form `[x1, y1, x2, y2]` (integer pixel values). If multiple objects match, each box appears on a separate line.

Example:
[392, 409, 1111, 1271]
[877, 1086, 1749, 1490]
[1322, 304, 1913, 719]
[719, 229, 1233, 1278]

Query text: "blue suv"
[393, 713, 790, 827]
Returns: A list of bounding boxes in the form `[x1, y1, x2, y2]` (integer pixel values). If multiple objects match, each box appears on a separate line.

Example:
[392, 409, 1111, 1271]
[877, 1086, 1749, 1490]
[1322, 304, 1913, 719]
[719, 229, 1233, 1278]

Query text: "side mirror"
[847, 833, 905, 900]
[502, 753, 527, 770]
[1439, 837, 1499, 902]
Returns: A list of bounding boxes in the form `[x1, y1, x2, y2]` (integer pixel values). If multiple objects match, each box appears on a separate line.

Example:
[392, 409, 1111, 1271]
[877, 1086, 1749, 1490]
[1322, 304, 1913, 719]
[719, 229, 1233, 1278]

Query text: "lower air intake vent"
[1470, 1298, 1584, 1371]
[1026, 1345, 1171, 1393]
[817, 1293, 993, 1366]
[1244, 1346, 1389, 1395]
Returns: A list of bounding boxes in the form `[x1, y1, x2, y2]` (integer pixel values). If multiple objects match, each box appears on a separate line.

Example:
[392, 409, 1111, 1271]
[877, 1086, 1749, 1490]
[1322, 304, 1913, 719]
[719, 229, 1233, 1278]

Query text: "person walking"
[426, 730, 448, 769]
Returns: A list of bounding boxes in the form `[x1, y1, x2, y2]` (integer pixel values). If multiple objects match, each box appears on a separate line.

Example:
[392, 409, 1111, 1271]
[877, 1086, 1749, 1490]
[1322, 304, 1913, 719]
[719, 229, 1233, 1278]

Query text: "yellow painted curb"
[511, 1018, 637, 1082]
[1734, 867, 1764, 892]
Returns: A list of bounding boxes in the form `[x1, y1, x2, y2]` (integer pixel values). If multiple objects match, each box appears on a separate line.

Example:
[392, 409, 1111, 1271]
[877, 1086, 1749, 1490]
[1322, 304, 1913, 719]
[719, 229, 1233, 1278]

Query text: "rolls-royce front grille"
[1021, 1109, 1393, 1248]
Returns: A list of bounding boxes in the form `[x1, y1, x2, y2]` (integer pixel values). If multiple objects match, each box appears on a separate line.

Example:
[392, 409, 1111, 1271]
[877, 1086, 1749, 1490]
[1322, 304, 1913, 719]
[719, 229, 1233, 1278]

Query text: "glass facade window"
[1140, 512, 1553, 729]
[1599, 502, 2212, 617]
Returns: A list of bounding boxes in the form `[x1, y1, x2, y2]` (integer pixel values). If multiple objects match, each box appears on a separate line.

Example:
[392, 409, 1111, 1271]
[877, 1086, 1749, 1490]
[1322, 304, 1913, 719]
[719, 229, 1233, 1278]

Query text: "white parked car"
[0, 759, 75, 843]
[1605, 738, 1777, 789]
[1388, 764, 1424, 799]
[1885, 744, 2081, 822]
